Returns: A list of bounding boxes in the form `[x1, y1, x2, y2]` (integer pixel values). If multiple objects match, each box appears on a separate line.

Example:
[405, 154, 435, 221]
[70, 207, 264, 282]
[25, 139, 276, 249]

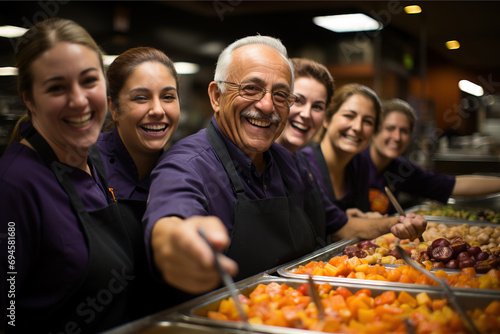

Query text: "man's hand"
[390, 212, 427, 240]
[151, 215, 238, 294]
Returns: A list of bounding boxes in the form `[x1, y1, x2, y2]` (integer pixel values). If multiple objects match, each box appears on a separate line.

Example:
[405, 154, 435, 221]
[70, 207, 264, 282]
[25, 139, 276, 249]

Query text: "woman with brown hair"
[0, 18, 142, 333]
[94, 47, 180, 201]
[277, 67, 426, 242]
[301, 83, 381, 213]
[364, 98, 500, 214]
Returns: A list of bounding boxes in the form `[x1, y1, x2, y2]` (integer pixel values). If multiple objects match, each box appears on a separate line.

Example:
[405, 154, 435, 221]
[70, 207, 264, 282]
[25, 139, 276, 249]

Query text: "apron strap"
[207, 122, 293, 198]
[25, 129, 113, 215]
[25, 130, 88, 215]
[206, 122, 247, 201]
[88, 145, 116, 202]
[312, 145, 336, 203]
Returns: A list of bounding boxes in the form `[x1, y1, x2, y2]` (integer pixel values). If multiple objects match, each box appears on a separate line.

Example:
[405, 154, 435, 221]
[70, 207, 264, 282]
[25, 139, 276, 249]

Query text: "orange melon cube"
[416, 292, 431, 307]
[357, 308, 376, 324]
[354, 263, 370, 273]
[311, 267, 325, 276]
[347, 256, 363, 269]
[336, 262, 352, 277]
[431, 299, 447, 311]
[323, 263, 339, 276]
[355, 272, 367, 280]
[386, 268, 402, 282]
[485, 300, 500, 316]
[207, 311, 228, 321]
[374, 291, 396, 306]
[397, 291, 417, 308]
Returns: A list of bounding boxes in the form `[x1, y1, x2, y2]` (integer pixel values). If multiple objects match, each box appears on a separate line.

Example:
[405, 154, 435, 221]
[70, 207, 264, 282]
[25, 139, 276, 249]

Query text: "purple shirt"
[94, 129, 150, 201]
[298, 145, 372, 212]
[0, 141, 108, 319]
[360, 147, 456, 214]
[143, 119, 347, 255]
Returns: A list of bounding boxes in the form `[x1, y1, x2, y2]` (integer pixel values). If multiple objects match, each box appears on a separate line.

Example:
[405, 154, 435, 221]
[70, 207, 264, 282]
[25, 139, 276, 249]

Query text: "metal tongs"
[395, 245, 479, 334]
[308, 275, 326, 330]
[198, 228, 250, 326]
[385, 186, 423, 242]
[385, 186, 406, 217]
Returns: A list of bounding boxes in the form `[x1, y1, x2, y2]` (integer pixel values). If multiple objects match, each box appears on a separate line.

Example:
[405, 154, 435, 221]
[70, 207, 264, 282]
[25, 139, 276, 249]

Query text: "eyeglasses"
[218, 81, 297, 108]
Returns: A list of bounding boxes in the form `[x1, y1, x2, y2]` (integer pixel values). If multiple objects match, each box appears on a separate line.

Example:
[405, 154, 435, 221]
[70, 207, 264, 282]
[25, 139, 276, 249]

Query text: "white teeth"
[291, 121, 308, 131]
[65, 113, 92, 128]
[141, 124, 167, 133]
[247, 118, 271, 128]
[345, 135, 360, 142]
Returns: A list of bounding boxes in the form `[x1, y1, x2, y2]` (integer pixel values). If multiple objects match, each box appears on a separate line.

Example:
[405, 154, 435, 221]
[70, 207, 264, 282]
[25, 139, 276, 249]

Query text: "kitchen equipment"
[385, 186, 406, 217]
[386, 186, 425, 242]
[198, 228, 250, 326]
[307, 275, 325, 330]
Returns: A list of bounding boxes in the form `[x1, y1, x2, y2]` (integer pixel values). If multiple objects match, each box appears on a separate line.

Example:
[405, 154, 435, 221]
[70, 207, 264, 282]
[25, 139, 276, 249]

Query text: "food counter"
[431, 151, 500, 175]
[104, 203, 500, 334]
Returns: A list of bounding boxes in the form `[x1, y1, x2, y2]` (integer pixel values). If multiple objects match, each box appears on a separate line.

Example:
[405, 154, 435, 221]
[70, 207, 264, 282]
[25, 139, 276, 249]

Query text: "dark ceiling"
[1, 1, 500, 96]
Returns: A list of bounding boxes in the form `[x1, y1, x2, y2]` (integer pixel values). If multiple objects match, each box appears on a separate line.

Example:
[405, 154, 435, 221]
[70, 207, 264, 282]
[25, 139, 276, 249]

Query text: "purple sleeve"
[390, 157, 456, 203]
[143, 151, 211, 248]
[1, 179, 41, 310]
[324, 196, 348, 235]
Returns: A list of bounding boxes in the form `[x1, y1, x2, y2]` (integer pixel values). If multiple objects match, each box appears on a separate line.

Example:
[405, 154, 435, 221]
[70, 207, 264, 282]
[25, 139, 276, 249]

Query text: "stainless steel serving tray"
[106, 320, 251, 334]
[406, 203, 499, 226]
[276, 238, 500, 295]
[449, 193, 500, 212]
[170, 276, 497, 334]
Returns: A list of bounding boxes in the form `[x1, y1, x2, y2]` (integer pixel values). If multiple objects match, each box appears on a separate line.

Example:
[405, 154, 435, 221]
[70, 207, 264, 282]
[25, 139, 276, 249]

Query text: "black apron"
[87, 145, 194, 316]
[21, 130, 137, 333]
[206, 124, 318, 280]
[296, 152, 327, 245]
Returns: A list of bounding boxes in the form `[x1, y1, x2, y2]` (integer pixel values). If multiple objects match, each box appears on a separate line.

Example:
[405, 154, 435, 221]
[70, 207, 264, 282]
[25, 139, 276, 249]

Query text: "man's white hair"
[214, 35, 294, 93]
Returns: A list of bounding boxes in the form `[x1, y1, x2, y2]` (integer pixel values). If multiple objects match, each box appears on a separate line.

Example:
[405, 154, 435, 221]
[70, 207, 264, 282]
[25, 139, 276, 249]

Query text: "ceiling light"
[174, 62, 200, 75]
[103, 55, 118, 66]
[0, 67, 18, 76]
[446, 40, 460, 50]
[313, 13, 382, 33]
[0, 25, 28, 38]
[199, 41, 225, 57]
[404, 5, 422, 14]
[103, 56, 199, 75]
[459, 80, 484, 96]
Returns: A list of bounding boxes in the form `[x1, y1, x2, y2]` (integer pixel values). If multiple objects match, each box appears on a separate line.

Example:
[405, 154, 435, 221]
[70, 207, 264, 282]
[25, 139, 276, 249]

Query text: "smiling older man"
[142, 35, 426, 296]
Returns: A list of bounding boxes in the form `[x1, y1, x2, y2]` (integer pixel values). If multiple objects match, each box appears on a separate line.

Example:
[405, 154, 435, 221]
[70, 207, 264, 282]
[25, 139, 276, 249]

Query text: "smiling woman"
[362, 98, 500, 215]
[94, 46, 180, 201]
[276, 57, 335, 154]
[0, 17, 146, 333]
[299, 83, 381, 212]
[90, 46, 186, 317]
